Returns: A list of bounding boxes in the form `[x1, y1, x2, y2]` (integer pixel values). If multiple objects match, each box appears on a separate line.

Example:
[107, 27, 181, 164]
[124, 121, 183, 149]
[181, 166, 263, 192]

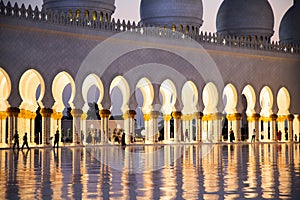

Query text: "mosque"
[0, 0, 299, 148]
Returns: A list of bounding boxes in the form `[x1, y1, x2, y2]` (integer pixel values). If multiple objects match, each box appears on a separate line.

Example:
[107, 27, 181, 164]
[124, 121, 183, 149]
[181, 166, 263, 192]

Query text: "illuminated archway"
[260, 86, 273, 117]
[0, 67, 11, 111]
[277, 87, 290, 115]
[203, 82, 218, 114]
[19, 69, 45, 111]
[182, 81, 198, 115]
[242, 85, 256, 116]
[136, 78, 154, 114]
[52, 71, 76, 112]
[82, 74, 104, 113]
[160, 79, 177, 115]
[110, 76, 130, 114]
[223, 83, 238, 114]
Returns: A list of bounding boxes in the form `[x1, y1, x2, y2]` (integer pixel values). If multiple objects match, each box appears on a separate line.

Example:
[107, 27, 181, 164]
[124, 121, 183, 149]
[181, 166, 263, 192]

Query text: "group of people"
[12, 131, 30, 150]
[12, 130, 60, 150]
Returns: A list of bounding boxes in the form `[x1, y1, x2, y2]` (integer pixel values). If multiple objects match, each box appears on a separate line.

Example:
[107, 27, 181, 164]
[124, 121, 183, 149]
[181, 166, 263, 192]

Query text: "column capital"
[143, 113, 151, 121]
[6, 107, 20, 117]
[123, 110, 137, 120]
[81, 113, 88, 120]
[211, 112, 223, 120]
[51, 111, 63, 120]
[277, 115, 287, 122]
[247, 113, 260, 122]
[194, 112, 204, 120]
[150, 111, 160, 119]
[287, 114, 295, 121]
[226, 113, 242, 121]
[99, 109, 110, 118]
[163, 114, 172, 121]
[71, 109, 83, 118]
[269, 114, 278, 121]
[40, 108, 53, 117]
[19, 110, 36, 119]
[0, 111, 7, 119]
[172, 111, 182, 119]
[182, 114, 194, 121]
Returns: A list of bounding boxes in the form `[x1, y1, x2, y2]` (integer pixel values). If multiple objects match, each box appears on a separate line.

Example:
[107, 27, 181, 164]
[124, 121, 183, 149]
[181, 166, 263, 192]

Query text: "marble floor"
[0, 143, 299, 199]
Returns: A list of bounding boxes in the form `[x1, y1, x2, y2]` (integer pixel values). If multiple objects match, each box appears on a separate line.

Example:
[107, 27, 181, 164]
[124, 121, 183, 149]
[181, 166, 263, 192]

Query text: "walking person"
[229, 128, 235, 143]
[13, 131, 20, 150]
[53, 130, 59, 148]
[121, 132, 126, 147]
[21, 132, 30, 150]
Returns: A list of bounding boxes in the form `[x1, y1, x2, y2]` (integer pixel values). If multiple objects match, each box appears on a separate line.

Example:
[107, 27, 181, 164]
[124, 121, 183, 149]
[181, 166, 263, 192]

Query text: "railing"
[1, 1, 299, 54]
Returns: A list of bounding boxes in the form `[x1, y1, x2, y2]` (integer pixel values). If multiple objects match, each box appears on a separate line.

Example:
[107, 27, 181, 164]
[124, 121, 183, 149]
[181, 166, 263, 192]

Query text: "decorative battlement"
[1, 1, 300, 54]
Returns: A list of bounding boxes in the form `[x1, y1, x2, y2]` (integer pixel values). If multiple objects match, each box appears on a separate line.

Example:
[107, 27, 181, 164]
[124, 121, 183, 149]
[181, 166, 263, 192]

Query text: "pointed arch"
[223, 83, 238, 114]
[0, 67, 11, 111]
[136, 78, 154, 114]
[160, 79, 177, 115]
[19, 69, 45, 112]
[203, 82, 218, 114]
[259, 86, 273, 117]
[82, 74, 104, 113]
[242, 84, 256, 116]
[181, 81, 198, 115]
[52, 71, 76, 112]
[110, 76, 130, 114]
[277, 87, 290, 115]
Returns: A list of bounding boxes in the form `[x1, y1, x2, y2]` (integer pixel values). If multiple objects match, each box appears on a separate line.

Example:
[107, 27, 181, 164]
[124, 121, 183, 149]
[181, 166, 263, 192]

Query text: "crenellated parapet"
[1, 1, 300, 54]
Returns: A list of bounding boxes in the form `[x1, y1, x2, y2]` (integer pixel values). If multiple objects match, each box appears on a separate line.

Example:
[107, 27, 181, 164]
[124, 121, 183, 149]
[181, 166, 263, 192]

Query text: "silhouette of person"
[251, 129, 256, 142]
[21, 132, 30, 150]
[121, 132, 126, 147]
[13, 131, 20, 150]
[53, 130, 59, 148]
[229, 128, 235, 143]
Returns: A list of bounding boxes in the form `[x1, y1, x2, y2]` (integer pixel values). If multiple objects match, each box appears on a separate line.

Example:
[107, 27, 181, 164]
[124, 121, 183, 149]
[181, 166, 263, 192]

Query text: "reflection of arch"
[82, 74, 104, 113]
[182, 81, 198, 114]
[136, 78, 153, 114]
[52, 71, 75, 112]
[260, 86, 273, 116]
[160, 79, 177, 114]
[203, 82, 218, 114]
[242, 85, 256, 116]
[0, 67, 11, 111]
[277, 87, 290, 115]
[223, 83, 238, 114]
[19, 69, 45, 111]
[110, 76, 130, 113]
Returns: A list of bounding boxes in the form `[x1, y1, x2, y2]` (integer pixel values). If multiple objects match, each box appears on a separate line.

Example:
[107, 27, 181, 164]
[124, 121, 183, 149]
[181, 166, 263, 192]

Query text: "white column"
[195, 112, 203, 143]
[163, 114, 171, 143]
[0, 112, 7, 146]
[81, 113, 87, 144]
[100, 109, 110, 144]
[41, 108, 53, 147]
[123, 110, 136, 144]
[288, 114, 294, 142]
[270, 114, 277, 142]
[71, 109, 83, 145]
[213, 113, 223, 142]
[172, 111, 182, 143]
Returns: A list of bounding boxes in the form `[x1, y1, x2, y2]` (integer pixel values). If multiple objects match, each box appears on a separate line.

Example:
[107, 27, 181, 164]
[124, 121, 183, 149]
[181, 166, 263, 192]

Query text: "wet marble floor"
[0, 143, 300, 199]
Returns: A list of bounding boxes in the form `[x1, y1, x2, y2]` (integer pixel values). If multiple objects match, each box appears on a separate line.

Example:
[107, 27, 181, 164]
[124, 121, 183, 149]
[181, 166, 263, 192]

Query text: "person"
[121, 132, 126, 147]
[185, 129, 189, 142]
[53, 130, 59, 148]
[251, 129, 256, 142]
[277, 130, 282, 141]
[229, 128, 235, 143]
[13, 131, 20, 150]
[285, 128, 288, 141]
[21, 132, 30, 150]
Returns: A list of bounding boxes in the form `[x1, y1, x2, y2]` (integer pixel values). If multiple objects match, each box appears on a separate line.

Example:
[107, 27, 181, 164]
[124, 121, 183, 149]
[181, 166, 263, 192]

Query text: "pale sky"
[3, 0, 294, 41]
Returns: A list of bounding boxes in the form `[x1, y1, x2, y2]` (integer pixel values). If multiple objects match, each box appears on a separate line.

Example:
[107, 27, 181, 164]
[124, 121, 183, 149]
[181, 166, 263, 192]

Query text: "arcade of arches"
[0, 67, 299, 147]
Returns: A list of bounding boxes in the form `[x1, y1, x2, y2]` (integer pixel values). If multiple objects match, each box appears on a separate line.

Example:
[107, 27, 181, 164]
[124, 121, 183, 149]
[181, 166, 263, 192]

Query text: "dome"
[216, 0, 274, 40]
[279, 1, 300, 45]
[140, 0, 203, 30]
[43, 0, 115, 19]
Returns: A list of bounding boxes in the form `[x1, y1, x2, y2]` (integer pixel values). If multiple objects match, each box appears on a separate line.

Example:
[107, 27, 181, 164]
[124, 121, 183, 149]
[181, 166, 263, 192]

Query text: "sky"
[3, 0, 294, 41]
